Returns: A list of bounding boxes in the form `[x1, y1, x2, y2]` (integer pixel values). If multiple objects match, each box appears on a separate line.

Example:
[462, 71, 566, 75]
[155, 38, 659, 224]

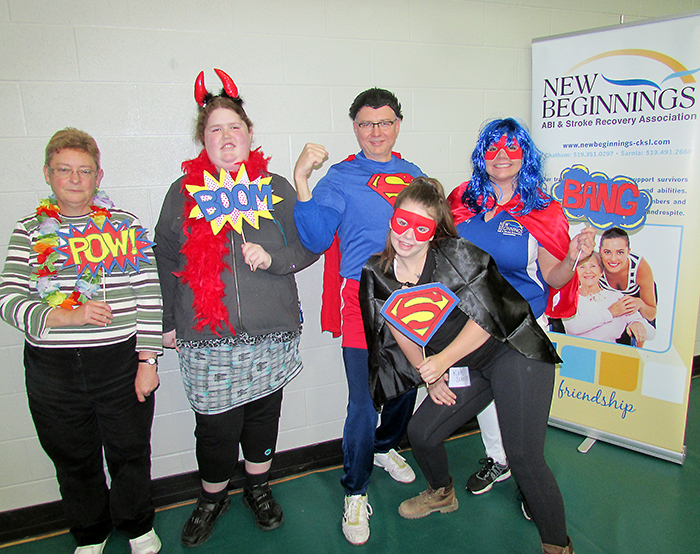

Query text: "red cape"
[447, 183, 578, 318]
[320, 236, 343, 337]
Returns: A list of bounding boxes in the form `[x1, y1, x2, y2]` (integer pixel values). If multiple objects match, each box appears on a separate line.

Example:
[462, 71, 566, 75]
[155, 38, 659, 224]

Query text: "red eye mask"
[390, 208, 437, 241]
[484, 135, 523, 160]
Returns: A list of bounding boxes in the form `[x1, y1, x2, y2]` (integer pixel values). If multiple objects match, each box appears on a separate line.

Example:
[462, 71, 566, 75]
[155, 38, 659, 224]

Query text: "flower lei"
[31, 191, 114, 309]
[178, 148, 270, 335]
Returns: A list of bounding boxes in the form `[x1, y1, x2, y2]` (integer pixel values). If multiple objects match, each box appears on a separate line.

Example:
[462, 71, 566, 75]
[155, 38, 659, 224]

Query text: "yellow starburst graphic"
[186, 163, 282, 235]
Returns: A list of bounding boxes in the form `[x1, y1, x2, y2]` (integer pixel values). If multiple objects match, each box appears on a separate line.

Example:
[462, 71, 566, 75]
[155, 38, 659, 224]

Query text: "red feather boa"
[177, 147, 270, 335]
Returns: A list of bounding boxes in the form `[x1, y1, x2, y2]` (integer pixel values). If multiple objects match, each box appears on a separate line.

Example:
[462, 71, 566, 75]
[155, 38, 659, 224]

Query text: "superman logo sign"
[366, 173, 414, 206]
[381, 283, 460, 347]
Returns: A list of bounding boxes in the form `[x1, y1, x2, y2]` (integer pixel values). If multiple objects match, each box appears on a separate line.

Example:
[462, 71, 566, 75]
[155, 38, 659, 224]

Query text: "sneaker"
[373, 449, 416, 483]
[129, 529, 161, 554]
[181, 494, 231, 547]
[75, 537, 108, 554]
[398, 478, 459, 519]
[466, 457, 510, 494]
[342, 494, 372, 545]
[242, 483, 284, 531]
[517, 488, 533, 521]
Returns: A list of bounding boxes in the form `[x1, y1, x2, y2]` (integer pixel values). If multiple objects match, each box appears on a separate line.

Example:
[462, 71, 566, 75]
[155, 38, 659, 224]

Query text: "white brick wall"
[0, 0, 698, 512]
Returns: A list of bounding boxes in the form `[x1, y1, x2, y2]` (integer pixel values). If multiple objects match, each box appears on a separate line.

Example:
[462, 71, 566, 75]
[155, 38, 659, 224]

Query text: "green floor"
[4, 379, 700, 553]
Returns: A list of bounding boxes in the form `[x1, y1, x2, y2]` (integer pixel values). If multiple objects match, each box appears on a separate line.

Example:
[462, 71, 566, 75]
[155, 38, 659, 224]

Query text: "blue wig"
[461, 118, 551, 216]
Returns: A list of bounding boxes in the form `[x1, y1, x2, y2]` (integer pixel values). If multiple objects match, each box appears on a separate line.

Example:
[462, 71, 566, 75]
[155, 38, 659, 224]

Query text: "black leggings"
[194, 389, 283, 483]
[408, 340, 567, 546]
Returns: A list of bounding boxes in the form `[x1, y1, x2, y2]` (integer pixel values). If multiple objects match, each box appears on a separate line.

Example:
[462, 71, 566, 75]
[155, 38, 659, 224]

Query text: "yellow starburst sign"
[186, 163, 282, 235]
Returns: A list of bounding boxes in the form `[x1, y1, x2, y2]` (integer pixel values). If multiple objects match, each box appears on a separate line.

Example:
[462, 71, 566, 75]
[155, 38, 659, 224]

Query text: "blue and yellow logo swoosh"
[568, 49, 700, 89]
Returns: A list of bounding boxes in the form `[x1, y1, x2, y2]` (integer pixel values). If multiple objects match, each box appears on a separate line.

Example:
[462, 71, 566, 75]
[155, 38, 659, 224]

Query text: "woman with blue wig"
[447, 119, 594, 511]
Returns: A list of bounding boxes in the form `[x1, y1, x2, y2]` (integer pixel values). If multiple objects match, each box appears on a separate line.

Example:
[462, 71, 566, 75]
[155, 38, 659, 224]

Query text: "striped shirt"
[0, 208, 163, 352]
[599, 252, 641, 297]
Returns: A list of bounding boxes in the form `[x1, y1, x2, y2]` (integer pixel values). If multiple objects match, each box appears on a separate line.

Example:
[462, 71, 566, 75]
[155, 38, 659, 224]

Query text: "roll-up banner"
[532, 14, 700, 464]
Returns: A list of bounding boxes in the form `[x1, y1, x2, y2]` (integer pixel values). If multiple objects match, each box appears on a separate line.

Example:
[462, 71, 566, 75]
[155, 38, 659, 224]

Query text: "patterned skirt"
[178, 332, 302, 414]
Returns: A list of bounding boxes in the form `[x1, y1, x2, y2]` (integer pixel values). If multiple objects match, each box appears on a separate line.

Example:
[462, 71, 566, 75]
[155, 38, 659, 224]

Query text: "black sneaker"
[181, 494, 231, 547]
[517, 488, 533, 521]
[466, 457, 511, 494]
[242, 483, 284, 531]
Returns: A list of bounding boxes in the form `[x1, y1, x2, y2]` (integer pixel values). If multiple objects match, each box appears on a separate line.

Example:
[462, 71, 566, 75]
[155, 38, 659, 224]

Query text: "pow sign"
[56, 219, 154, 278]
[380, 283, 460, 347]
[186, 163, 282, 235]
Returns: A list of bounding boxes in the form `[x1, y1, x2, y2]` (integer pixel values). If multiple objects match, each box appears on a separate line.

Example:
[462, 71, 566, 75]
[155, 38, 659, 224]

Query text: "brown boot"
[542, 537, 574, 554]
[398, 477, 458, 519]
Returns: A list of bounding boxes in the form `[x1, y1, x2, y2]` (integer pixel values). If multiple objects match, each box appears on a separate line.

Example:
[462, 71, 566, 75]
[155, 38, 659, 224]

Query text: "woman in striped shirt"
[0, 128, 163, 554]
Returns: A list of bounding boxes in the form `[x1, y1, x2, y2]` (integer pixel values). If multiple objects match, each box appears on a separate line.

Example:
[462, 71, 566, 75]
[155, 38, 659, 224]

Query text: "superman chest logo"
[366, 173, 415, 206]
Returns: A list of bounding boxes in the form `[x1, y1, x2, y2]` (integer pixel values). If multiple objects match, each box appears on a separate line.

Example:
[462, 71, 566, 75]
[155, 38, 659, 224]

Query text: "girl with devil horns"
[154, 69, 317, 547]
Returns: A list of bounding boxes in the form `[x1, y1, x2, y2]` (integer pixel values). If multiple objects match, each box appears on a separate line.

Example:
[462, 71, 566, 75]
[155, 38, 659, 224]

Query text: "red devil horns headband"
[194, 68, 240, 107]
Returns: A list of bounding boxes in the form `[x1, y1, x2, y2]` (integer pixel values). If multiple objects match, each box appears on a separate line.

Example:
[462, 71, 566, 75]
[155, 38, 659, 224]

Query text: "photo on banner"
[532, 13, 700, 463]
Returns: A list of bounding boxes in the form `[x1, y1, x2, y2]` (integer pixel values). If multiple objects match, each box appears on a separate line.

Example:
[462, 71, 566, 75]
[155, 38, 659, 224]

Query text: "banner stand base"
[577, 436, 597, 453]
[549, 417, 685, 465]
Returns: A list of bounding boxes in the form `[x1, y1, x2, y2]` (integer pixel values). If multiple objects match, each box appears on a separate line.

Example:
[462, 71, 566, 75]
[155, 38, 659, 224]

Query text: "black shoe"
[181, 494, 231, 547]
[242, 483, 284, 531]
[466, 457, 511, 494]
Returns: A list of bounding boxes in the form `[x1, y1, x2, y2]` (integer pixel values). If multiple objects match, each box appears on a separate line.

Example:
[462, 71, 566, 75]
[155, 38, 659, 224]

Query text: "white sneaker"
[374, 449, 416, 483]
[129, 528, 161, 554]
[342, 494, 372, 545]
[74, 537, 108, 554]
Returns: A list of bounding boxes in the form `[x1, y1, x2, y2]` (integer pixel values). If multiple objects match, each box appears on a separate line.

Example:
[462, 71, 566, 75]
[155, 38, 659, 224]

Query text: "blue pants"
[24, 337, 155, 547]
[340, 347, 416, 495]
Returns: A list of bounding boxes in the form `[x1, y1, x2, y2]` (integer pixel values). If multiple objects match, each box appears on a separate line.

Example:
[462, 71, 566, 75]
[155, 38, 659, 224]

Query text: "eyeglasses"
[48, 166, 97, 179]
[355, 119, 398, 130]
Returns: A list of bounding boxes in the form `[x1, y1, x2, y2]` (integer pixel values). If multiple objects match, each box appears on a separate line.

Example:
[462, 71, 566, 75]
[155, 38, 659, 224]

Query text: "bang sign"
[380, 283, 460, 347]
[56, 219, 154, 277]
[552, 165, 652, 230]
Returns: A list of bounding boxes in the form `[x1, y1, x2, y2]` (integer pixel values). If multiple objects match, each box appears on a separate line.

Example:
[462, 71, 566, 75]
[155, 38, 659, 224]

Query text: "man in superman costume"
[293, 88, 425, 545]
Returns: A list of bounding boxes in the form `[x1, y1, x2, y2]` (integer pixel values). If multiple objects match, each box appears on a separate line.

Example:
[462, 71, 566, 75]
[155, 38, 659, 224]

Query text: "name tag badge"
[448, 366, 470, 388]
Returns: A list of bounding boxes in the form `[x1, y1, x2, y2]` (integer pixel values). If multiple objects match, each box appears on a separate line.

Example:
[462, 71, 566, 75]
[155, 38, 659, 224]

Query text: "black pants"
[24, 337, 155, 546]
[194, 388, 283, 483]
[408, 339, 567, 546]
